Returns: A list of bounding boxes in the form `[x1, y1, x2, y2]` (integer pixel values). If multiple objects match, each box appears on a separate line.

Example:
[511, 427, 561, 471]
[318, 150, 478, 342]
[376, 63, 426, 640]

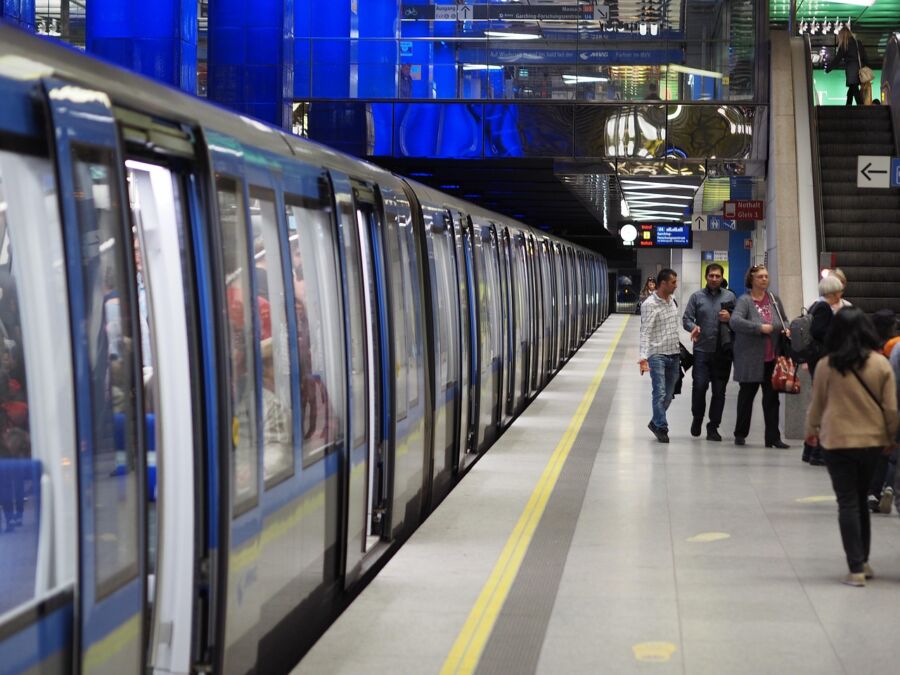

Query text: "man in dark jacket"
[682, 264, 736, 441]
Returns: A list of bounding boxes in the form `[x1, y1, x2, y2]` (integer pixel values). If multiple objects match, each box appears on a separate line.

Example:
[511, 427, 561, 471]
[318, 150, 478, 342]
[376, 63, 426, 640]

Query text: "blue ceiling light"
[440, 184, 460, 189]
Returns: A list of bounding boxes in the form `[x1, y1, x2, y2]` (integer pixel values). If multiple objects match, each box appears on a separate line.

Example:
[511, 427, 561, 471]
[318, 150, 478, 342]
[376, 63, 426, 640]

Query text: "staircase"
[816, 105, 900, 313]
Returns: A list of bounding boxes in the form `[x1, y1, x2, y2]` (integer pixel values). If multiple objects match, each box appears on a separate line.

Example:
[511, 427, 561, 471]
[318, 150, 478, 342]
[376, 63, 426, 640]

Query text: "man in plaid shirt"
[639, 269, 681, 443]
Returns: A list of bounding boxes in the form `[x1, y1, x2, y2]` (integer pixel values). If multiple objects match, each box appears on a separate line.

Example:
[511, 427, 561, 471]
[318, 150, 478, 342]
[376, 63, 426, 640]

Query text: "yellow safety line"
[441, 317, 629, 675]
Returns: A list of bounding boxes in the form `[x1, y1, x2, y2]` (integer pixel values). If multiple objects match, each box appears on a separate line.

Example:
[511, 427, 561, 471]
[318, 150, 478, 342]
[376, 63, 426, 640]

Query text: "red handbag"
[771, 355, 800, 394]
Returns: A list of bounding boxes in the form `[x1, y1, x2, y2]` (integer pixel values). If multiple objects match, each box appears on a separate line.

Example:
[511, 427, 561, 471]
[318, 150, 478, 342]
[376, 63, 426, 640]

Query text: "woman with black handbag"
[827, 26, 872, 106]
[805, 308, 898, 587]
[729, 265, 790, 448]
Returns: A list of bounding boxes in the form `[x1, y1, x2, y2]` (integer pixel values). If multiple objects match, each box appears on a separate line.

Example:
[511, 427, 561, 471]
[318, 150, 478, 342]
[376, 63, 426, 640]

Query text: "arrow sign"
[857, 155, 890, 188]
[693, 215, 705, 229]
[457, 4, 472, 20]
[594, 4, 610, 21]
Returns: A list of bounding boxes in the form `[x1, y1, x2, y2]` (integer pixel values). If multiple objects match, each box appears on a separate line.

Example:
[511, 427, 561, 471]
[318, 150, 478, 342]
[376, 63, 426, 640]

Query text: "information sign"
[723, 200, 764, 221]
[891, 158, 900, 189]
[593, 4, 610, 21]
[857, 155, 890, 189]
[434, 5, 457, 21]
[638, 223, 692, 248]
[707, 215, 736, 231]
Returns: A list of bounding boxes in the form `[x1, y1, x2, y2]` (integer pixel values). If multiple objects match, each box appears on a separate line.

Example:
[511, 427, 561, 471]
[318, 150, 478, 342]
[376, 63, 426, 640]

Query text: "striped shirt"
[640, 292, 681, 360]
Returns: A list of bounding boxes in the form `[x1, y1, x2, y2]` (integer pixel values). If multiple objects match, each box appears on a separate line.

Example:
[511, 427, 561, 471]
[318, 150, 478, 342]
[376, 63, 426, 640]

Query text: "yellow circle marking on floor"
[796, 495, 836, 504]
[687, 532, 731, 543]
[632, 642, 677, 662]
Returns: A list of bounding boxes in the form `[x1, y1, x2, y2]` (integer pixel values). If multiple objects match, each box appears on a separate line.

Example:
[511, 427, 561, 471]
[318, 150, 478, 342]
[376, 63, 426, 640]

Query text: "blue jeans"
[649, 354, 681, 431]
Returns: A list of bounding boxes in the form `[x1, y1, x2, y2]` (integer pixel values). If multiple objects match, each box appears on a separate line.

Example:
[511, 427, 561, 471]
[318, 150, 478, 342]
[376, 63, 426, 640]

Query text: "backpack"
[789, 303, 819, 364]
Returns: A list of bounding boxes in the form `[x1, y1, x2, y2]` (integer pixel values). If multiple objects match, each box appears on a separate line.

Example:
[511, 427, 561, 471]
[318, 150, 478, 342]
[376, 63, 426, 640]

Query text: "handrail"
[803, 34, 826, 252]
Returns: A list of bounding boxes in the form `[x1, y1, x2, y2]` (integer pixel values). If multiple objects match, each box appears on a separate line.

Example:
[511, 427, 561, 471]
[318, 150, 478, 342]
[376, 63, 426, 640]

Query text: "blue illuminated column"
[358, 1, 397, 98]
[86, 0, 197, 93]
[208, 0, 294, 129]
[1, 0, 35, 31]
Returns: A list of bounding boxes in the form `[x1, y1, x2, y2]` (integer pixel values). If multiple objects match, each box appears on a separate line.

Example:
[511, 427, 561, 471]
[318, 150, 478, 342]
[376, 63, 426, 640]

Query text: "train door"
[510, 234, 528, 412]
[41, 79, 154, 673]
[539, 239, 555, 376]
[423, 208, 461, 504]
[453, 213, 476, 470]
[0, 91, 79, 673]
[349, 183, 392, 554]
[527, 234, 544, 395]
[123, 151, 203, 675]
[499, 227, 514, 426]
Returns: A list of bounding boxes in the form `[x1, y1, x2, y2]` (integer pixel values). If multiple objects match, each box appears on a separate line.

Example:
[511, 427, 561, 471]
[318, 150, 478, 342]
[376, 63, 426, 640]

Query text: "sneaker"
[690, 418, 702, 437]
[842, 572, 866, 587]
[706, 427, 722, 442]
[863, 563, 874, 579]
[879, 487, 894, 514]
[648, 421, 669, 443]
[868, 495, 881, 514]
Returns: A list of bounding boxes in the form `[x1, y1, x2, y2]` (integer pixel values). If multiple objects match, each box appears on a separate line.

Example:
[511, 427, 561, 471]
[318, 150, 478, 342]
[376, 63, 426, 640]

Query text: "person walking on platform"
[639, 269, 681, 444]
[683, 263, 736, 441]
[805, 308, 898, 586]
[826, 26, 870, 106]
[730, 265, 790, 448]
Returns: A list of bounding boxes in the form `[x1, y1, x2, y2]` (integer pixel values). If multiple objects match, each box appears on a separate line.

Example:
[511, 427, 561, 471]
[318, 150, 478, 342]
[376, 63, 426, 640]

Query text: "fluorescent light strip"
[667, 64, 723, 79]
[484, 31, 542, 40]
[623, 193, 695, 200]
[620, 180, 703, 190]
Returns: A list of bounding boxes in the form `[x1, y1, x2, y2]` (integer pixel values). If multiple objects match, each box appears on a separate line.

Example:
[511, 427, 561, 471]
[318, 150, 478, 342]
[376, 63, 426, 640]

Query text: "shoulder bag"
[769, 293, 800, 394]
[856, 39, 874, 84]
[851, 368, 882, 410]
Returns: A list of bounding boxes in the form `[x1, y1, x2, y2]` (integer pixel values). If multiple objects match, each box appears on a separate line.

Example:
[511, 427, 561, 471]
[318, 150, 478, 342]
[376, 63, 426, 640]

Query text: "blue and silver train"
[0, 24, 608, 674]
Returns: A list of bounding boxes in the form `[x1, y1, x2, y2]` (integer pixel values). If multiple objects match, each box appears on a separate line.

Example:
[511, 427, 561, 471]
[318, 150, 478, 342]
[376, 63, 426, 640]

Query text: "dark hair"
[824, 307, 881, 374]
[871, 309, 897, 345]
[705, 263, 724, 278]
[656, 268, 677, 286]
[744, 264, 767, 289]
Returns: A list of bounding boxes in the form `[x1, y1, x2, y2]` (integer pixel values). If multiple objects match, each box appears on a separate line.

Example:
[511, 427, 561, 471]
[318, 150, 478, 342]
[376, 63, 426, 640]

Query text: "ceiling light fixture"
[484, 31, 542, 40]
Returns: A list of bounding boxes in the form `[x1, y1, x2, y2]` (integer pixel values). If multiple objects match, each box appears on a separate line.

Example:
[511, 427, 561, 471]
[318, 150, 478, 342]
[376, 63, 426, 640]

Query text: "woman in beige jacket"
[806, 308, 899, 586]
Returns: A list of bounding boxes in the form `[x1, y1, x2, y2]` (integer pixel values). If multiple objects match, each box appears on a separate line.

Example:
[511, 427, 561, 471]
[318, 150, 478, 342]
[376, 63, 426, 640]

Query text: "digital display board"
[637, 223, 693, 248]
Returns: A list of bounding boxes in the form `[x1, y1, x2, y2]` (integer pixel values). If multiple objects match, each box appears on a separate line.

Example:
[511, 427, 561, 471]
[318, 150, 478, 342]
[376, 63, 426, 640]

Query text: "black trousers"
[734, 360, 781, 444]
[846, 84, 863, 106]
[824, 448, 882, 573]
[691, 349, 727, 429]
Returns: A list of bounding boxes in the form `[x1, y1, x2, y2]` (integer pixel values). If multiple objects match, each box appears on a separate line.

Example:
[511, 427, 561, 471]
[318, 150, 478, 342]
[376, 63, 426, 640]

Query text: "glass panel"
[484, 104, 574, 158]
[393, 103, 485, 158]
[0, 151, 75, 616]
[343, 201, 368, 451]
[216, 177, 259, 515]
[385, 209, 407, 420]
[71, 146, 140, 596]
[249, 189, 294, 487]
[400, 217, 420, 409]
[285, 186, 345, 463]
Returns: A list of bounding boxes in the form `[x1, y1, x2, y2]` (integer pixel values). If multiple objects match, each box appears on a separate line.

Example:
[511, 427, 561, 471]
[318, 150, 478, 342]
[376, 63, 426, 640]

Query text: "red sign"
[723, 200, 764, 220]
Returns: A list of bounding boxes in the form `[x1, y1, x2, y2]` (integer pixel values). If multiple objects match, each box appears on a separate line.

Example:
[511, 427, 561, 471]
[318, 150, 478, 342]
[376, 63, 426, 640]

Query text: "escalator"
[815, 104, 900, 313]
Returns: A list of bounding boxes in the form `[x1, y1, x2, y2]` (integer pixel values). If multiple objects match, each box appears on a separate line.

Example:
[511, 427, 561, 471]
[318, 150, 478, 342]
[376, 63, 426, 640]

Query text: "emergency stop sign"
[723, 200, 764, 220]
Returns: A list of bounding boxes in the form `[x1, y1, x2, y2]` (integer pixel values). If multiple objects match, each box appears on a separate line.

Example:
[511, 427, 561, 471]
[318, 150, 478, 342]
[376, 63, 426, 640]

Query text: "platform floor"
[295, 314, 900, 674]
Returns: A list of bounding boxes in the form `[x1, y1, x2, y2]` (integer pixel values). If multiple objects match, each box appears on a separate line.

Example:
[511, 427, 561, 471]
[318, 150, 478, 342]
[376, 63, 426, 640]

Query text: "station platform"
[294, 314, 900, 674]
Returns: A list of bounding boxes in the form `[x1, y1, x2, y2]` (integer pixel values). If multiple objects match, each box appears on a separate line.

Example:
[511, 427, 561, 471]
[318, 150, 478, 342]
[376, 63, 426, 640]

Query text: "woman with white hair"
[802, 274, 852, 464]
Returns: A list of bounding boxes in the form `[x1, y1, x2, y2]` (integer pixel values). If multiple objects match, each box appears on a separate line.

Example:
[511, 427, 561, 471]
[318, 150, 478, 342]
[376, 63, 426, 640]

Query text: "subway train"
[0, 24, 608, 675]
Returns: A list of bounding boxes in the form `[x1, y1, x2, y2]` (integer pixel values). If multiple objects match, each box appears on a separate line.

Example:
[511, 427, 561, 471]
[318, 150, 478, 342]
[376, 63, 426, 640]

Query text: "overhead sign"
[402, 3, 594, 21]
[692, 214, 705, 229]
[723, 200, 764, 221]
[458, 48, 683, 65]
[593, 4, 610, 21]
[637, 223, 693, 248]
[891, 158, 900, 188]
[433, 5, 457, 21]
[707, 215, 736, 231]
[857, 155, 890, 189]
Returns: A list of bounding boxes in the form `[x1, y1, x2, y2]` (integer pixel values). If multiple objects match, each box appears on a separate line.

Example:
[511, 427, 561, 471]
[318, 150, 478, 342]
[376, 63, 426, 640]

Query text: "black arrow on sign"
[459, 5, 472, 20]
[861, 162, 888, 181]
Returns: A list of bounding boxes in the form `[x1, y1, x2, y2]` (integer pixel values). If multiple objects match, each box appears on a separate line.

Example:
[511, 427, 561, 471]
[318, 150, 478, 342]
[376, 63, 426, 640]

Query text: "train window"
[432, 215, 456, 387]
[384, 209, 408, 420]
[285, 187, 345, 464]
[249, 188, 294, 487]
[0, 150, 77, 617]
[483, 231, 502, 367]
[71, 146, 142, 596]
[216, 176, 259, 516]
[399, 214, 420, 410]
[342, 203, 367, 451]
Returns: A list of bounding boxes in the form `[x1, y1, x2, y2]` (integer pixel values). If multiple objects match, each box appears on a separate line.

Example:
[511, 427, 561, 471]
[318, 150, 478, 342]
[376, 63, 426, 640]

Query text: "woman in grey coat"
[729, 265, 790, 448]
